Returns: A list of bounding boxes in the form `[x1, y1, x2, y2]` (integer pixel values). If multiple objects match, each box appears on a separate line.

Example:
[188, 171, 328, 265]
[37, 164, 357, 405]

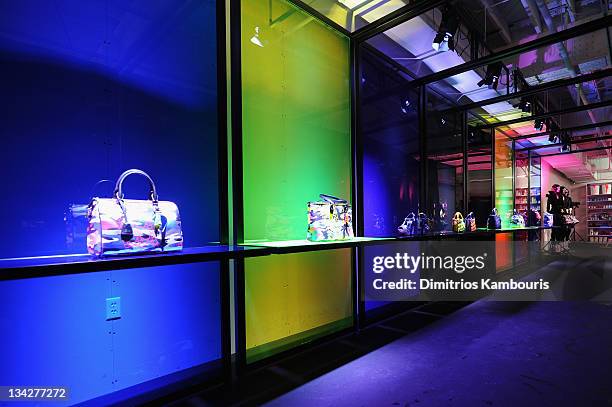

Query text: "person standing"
[546, 184, 564, 253]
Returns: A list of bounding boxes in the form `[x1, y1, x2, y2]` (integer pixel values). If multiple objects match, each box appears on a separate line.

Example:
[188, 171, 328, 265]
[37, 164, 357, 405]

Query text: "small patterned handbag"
[510, 209, 526, 227]
[543, 212, 554, 227]
[307, 194, 354, 241]
[452, 212, 465, 232]
[487, 208, 502, 229]
[465, 212, 477, 232]
[418, 212, 431, 234]
[398, 212, 418, 236]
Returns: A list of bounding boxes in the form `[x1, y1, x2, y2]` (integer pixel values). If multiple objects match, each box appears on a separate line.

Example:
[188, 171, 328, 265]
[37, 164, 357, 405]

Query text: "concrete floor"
[266, 299, 612, 407]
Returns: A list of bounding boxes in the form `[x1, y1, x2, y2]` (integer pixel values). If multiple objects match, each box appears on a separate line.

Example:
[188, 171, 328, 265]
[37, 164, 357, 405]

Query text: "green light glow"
[240, 0, 353, 362]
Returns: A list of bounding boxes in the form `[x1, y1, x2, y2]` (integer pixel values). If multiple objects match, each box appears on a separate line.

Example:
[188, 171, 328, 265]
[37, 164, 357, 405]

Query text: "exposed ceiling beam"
[474, 99, 612, 129]
[352, 0, 446, 41]
[447, 67, 612, 112]
[507, 119, 612, 141]
[407, 14, 612, 86]
[478, 0, 513, 44]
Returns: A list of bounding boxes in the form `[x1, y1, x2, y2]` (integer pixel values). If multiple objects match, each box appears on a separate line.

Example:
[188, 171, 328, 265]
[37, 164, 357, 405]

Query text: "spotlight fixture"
[559, 130, 571, 152]
[518, 97, 532, 113]
[477, 62, 503, 90]
[400, 98, 411, 114]
[534, 118, 545, 131]
[250, 26, 263, 47]
[432, 6, 459, 52]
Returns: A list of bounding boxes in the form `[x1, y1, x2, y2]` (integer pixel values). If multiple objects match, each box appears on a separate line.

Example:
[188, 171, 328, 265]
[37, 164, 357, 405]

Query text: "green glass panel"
[245, 250, 353, 363]
[240, 0, 352, 363]
[241, 0, 351, 243]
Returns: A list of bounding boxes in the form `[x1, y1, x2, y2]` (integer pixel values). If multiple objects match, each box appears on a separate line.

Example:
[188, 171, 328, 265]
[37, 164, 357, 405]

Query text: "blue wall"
[0, 262, 222, 405]
[0, 2, 222, 404]
[0, 0, 219, 258]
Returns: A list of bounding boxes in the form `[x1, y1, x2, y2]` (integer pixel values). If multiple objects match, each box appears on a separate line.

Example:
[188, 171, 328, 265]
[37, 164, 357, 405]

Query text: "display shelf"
[243, 237, 395, 254]
[0, 245, 271, 281]
[586, 183, 612, 243]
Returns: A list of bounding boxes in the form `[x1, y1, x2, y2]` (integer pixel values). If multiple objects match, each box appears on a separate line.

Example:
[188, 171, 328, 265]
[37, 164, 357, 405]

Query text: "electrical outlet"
[106, 297, 121, 321]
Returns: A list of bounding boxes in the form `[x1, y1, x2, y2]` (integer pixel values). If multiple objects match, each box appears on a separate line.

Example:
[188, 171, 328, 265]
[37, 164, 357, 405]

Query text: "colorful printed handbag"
[452, 212, 465, 232]
[398, 213, 418, 236]
[562, 214, 579, 225]
[418, 212, 431, 234]
[465, 212, 477, 232]
[527, 208, 542, 227]
[307, 194, 354, 241]
[510, 209, 525, 227]
[487, 208, 502, 229]
[87, 169, 183, 256]
[543, 212, 554, 227]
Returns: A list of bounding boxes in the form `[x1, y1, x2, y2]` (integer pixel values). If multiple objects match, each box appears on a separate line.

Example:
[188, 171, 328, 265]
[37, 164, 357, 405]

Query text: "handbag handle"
[320, 194, 347, 204]
[453, 212, 463, 220]
[114, 169, 158, 201]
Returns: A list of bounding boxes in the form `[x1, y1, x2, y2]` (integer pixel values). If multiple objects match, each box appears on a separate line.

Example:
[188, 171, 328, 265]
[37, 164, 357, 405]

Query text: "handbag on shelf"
[398, 212, 418, 236]
[452, 212, 465, 233]
[527, 208, 542, 227]
[487, 208, 502, 229]
[465, 212, 477, 232]
[87, 169, 183, 256]
[543, 212, 554, 227]
[562, 214, 579, 225]
[418, 212, 431, 234]
[307, 194, 354, 241]
[510, 209, 525, 228]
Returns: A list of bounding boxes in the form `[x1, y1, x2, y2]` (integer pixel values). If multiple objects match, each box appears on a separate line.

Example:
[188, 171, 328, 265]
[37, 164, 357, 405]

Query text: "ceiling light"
[432, 6, 459, 52]
[518, 97, 531, 113]
[534, 118, 545, 131]
[400, 98, 411, 114]
[477, 62, 503, 90]
[250, 27, 263, 47]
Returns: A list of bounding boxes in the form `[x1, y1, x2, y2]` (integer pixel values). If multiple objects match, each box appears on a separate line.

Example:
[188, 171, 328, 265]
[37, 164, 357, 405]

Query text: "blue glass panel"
[0, 0, 219, 258]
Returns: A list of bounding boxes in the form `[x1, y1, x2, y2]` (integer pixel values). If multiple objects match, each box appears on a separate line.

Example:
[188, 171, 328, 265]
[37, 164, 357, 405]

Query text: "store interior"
[0, 0, 610, 405]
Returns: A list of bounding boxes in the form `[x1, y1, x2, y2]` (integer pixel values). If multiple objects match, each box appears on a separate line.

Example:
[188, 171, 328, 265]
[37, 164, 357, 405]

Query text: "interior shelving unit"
[586, 182, 612, 243]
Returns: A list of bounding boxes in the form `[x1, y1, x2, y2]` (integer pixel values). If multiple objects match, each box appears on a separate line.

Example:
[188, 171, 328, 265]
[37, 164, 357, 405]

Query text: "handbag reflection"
[307, 194, 354, 241]
[487, 208, 502, 229]
[87, 169, 183, 256]
[452, 212, 465, 233]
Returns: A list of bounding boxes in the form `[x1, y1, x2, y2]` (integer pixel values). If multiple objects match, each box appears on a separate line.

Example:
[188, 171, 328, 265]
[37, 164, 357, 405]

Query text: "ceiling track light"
[400, 97, 412, 114]
[432, 6, 459, 52]
[477, 62, 503, 90]
[250, 26, 263, 47]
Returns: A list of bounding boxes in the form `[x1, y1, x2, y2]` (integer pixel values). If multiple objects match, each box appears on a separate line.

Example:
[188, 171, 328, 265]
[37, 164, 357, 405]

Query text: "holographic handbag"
[398, 212, 418, 236]
[87, 169, 183, 256]
[417, 212, 431, 234]
[543, 212, 554, 227]
[307, 194, 354, 241]
[465, 212, 477, 232]
[510, 209, 525, 227]
[452, 212, 465, 232]
[487, 208, 502, 229]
